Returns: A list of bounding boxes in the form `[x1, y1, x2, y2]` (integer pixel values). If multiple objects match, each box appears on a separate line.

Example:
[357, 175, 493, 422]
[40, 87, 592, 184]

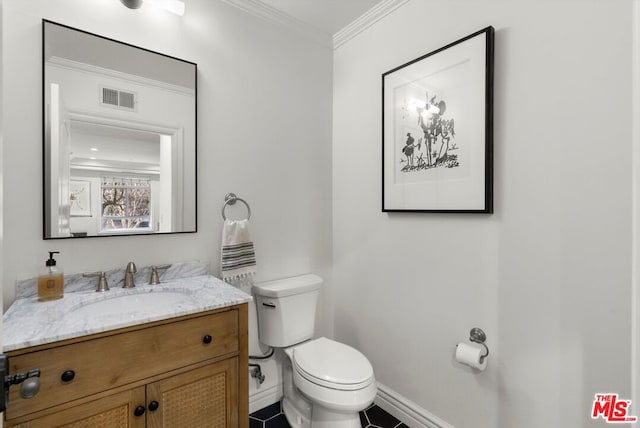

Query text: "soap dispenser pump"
[37, 251, 64, 301]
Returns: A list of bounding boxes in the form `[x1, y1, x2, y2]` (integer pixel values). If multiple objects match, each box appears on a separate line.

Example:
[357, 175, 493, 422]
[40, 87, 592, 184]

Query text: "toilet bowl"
[292, 337, 376, 410]
[253, 275, 377, 428]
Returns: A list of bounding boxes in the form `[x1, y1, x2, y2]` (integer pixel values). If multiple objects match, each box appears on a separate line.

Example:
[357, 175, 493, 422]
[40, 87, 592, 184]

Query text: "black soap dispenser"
[37, 251, 64, 301]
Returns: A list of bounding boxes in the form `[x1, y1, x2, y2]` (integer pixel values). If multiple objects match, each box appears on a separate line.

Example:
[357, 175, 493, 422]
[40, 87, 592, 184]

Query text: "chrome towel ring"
[222, 193, 251, 220]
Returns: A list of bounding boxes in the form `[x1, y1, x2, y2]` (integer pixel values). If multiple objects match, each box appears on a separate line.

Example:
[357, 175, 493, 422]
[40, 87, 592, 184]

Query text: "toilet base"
[283, 397, 311, 428]
[310, 405, 362, 428]
[282, 353, 312, 428]
[283, 397, 363, 428]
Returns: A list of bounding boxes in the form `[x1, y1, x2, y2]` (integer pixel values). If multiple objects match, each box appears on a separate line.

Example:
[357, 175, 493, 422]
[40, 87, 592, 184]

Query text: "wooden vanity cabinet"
[4, 304, 248, 428]
[7, 387, 146, 428]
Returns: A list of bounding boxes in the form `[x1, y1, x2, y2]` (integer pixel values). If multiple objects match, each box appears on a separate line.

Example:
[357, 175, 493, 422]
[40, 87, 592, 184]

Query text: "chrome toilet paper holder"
[469, 327, 490, 363]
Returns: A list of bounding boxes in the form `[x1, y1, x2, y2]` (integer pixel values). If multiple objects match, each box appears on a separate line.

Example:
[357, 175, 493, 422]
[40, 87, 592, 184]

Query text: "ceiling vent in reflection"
[100, 86, 137, 111]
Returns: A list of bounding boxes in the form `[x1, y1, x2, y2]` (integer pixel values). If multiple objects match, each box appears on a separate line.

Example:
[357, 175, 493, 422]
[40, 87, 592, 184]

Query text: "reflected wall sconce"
[120, 0, 143, 8]
[120, 0, 185, 16]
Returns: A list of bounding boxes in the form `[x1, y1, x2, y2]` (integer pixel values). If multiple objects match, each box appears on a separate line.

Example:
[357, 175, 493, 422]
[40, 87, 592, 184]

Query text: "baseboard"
[375, 382, 454, 428]
[249, 379, 452, 427]
[249, 382, 282, 414]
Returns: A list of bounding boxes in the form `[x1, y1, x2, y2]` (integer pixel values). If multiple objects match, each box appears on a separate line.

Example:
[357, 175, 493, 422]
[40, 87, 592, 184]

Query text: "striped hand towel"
[221, 219, 256, 292]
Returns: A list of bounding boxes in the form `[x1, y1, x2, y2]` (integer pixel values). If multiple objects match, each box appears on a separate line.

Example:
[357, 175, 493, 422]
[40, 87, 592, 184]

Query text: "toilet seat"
[292, 337, 374, 391]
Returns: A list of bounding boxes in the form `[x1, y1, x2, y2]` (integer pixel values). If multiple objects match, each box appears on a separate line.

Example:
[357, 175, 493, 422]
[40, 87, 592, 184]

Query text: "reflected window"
[101, 177, 151, 232]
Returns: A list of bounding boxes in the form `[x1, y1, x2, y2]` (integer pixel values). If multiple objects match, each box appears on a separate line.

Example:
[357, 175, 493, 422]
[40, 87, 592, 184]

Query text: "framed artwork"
[382, 26, 494, 213]
[70, 180, 92, 217]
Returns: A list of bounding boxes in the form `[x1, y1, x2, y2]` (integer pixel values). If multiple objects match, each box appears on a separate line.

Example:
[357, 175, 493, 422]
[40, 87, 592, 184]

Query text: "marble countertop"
[3, 275, 252, 352]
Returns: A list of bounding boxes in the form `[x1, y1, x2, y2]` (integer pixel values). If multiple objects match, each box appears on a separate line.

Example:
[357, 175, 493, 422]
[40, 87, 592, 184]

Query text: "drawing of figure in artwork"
[417, 114, 432, 167]
[415, 91, 456, 169]
[402, 133, 417, 167]
[416, 92, 444, 167]
[436, 118, 455, 165]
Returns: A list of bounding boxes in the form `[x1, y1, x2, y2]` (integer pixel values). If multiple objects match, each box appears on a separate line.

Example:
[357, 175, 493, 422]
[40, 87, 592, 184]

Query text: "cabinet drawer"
[6, 309, 239, 421]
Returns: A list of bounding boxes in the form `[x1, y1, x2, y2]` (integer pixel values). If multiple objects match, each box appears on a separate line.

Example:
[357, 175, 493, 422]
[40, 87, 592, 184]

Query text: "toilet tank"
[253, 274, 323, 347]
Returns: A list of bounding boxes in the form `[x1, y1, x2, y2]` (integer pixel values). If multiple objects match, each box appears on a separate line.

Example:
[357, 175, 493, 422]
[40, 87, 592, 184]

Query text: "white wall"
[333, 1, 632, 427]
[1, 0, 333, 341]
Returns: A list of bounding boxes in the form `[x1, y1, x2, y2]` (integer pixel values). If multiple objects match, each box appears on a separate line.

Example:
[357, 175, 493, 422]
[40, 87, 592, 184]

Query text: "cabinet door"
[7, 387, 146, 428]
[146, 358, 238, 428]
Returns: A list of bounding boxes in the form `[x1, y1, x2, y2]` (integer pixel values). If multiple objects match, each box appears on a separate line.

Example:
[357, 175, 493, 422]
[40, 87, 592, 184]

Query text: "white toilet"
[253, 274, 377, 428]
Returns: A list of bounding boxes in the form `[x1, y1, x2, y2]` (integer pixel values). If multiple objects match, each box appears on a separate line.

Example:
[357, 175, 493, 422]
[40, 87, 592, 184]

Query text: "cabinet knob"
[60, 370, 75, 382]
[202, 335, 213, 344]
[134, 405, 146, 417]
[148, 400, 160, 411]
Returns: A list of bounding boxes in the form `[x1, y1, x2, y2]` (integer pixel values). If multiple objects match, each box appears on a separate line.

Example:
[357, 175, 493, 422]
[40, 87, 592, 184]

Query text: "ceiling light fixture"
[120, 0, 185, 16]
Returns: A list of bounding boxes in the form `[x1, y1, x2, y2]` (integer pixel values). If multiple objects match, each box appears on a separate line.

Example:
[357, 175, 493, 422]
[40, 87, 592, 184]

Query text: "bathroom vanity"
[2, 274, 250, 428]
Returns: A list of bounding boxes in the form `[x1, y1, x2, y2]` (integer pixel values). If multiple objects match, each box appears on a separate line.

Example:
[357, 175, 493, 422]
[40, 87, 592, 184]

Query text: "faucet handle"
[126, 262, 137, 273]
[83, 272, 109, 292]
[149, 264, 171, 285]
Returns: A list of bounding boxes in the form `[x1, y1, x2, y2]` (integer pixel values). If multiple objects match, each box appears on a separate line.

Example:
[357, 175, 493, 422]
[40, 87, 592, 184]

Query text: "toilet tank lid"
[253, 274, 323, 298]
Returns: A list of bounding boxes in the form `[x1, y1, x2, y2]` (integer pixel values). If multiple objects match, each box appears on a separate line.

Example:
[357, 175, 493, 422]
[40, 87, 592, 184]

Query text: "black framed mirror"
[43, 20, 197, 239]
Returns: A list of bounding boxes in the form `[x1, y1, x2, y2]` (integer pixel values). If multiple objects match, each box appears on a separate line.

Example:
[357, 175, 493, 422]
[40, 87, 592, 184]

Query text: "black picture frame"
[382, 26, 494, 213]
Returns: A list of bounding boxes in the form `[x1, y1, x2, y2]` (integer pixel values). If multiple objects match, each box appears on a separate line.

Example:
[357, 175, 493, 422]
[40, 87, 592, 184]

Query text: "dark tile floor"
[250, 401, 410, 428]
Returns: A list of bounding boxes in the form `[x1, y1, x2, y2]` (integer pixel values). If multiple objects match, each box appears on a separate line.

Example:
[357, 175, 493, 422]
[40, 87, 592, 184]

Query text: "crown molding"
[47, 57, 195, 96]
[333, 0, 410, 49]
[220, 0, 332, 48]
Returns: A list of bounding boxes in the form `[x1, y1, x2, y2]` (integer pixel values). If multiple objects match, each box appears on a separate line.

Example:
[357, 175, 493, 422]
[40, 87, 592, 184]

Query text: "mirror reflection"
[43, 20, 197, 238]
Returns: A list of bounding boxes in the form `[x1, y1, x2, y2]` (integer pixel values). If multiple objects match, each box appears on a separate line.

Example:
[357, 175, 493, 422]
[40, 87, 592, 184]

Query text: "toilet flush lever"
[262, 302, 276, 308]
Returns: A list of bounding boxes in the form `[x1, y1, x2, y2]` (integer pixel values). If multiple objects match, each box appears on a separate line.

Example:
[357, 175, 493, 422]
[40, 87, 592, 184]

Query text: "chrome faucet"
[123, 262, 137, 288]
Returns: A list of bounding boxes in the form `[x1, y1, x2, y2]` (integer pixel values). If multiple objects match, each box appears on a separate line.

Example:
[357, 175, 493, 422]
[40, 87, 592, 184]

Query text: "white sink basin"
[71, 291, 195, 317]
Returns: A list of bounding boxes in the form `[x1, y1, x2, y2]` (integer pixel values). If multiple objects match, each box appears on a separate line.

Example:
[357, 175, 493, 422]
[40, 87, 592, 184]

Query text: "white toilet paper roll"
[455, 342, 487, 371]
